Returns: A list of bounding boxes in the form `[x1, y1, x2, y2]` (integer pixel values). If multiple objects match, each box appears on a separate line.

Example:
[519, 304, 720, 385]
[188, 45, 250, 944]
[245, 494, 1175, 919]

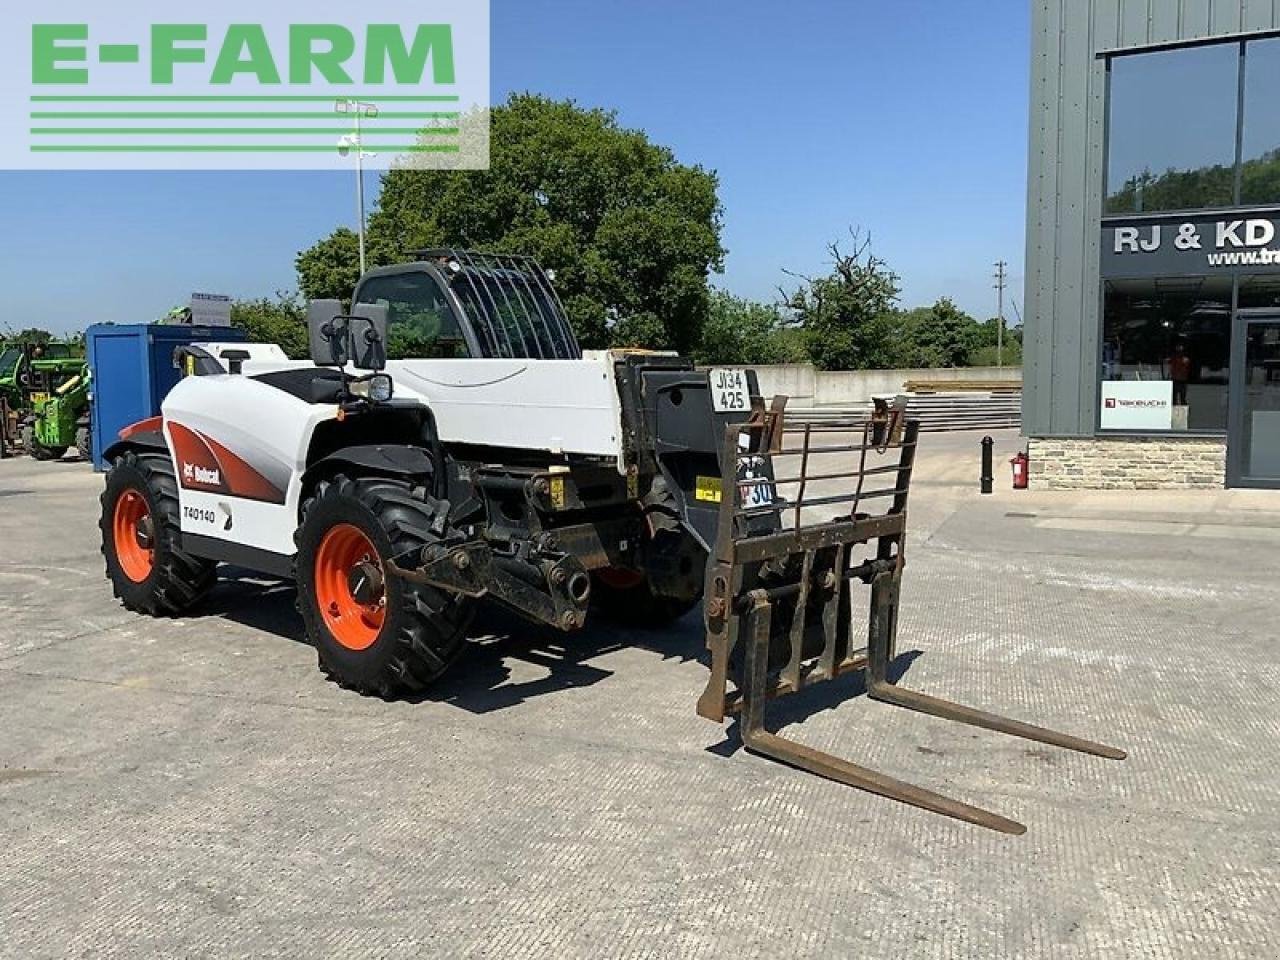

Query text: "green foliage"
[386, 306, 455, 360]
[969, 322, 1023, 367]
[1106, 150, 1280, 213]
[782, 231, 903, 371]
[897, 298, 977, 368]
[1106, 165, 1234, 214]
[295, 229, 362, 303]
[694, 290, 806, 366]
[1241, 150, 1280, 204]
[230, 294, 309, 359]
[776, 231, 1024, 371]
[5, 328, 54, 345]
[297, 94, 725, 354]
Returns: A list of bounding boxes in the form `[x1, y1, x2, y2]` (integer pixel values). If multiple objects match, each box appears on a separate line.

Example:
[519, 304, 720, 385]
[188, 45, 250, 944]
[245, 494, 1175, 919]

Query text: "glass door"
[1229, 312, 1280, 488]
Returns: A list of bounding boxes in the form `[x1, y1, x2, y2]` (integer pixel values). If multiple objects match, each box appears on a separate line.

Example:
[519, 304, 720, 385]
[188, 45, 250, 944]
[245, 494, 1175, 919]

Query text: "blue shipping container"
[86, 324, 246, 471]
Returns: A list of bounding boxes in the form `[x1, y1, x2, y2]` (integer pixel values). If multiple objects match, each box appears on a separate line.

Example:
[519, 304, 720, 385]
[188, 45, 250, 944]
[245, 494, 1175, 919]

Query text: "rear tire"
[591, 529, 705, 628]
[76, 425, 92, 461]
[591, 571, 702, 627]
[294, 475, 475, 699]
[100, 451, 217, 615]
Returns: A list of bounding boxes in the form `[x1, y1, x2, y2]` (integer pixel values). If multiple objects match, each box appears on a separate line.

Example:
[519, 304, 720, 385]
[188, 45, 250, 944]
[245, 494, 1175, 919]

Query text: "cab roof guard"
[412, 248, 581, 361]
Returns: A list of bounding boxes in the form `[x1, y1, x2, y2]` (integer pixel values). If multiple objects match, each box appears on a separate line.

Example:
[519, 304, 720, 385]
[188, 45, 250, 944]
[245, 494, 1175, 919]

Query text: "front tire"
[294, 475, 475, 699]
[23, 424, 66, 461]
[76, 425, 92, 461]
[100, 451, 217, 615]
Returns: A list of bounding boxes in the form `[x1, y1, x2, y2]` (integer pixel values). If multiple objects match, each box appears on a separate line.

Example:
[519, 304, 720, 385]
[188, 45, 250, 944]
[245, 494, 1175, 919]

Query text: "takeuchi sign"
[1101, 213, 1280, 277]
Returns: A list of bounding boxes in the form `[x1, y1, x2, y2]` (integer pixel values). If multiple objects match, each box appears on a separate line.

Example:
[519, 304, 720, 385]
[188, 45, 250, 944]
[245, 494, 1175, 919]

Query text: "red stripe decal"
[118, 416, 163, 441]
[167, 421, 285, 505]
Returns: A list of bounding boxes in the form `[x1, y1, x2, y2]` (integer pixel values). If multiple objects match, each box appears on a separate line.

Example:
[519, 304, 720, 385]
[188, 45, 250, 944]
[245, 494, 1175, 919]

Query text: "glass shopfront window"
[1106, 37, 1280, 214]
[1238, 274, 1280, 309]
[1241, 39, 1280, 206]
[1105, 44, 1240, 214]
[1101, 277, 1232, 432]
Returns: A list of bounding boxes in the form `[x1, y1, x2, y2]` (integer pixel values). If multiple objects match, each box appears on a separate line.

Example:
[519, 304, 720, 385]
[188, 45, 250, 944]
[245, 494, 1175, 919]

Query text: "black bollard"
[980, 436, 994, 495]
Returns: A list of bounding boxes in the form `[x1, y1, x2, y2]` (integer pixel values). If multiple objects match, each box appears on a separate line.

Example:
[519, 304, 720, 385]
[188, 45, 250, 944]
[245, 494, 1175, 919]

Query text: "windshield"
[0, 348, 19, 377]
[355, 272, 471, 360]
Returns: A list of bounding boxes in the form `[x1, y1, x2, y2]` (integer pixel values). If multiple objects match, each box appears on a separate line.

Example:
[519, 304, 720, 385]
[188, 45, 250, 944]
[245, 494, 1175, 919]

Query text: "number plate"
[737, 455, 777, 510]
[709, 368, 749, 413]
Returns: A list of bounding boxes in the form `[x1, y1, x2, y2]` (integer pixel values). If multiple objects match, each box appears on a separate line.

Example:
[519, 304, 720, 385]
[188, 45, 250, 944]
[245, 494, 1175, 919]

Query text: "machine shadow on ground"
[200, 568, 925, 741]
[708, 649, 924, 758]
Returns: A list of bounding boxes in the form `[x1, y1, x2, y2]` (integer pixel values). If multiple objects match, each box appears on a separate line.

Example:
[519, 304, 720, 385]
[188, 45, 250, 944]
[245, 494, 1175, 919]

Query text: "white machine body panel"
[226, 348, 628, 461]
[160, 374, 334, 556]
[159, 347, 634, 558]
[389, 353, 623, 457]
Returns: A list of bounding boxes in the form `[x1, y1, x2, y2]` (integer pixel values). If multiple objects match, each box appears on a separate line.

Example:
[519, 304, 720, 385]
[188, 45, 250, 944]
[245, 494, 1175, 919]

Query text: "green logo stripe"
[30, 143, 461, 153]
[31, 111, 458, 119]
[29, 95, 460, 102]
[31, 127, 457, 135]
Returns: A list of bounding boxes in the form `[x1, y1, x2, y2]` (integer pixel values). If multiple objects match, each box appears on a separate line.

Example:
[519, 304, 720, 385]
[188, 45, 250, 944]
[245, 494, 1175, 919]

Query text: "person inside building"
[1168, 341, 1192, 407]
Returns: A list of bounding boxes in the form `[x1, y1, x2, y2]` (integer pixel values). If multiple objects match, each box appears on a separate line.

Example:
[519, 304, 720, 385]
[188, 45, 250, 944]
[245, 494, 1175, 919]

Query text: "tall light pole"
[336, 99, 379, 276]
[994, 260, 1008, 369]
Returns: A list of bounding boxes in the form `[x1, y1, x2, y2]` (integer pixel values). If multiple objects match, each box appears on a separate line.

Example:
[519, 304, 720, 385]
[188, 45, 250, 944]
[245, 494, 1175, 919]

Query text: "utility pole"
[994, 260, 1008, 369]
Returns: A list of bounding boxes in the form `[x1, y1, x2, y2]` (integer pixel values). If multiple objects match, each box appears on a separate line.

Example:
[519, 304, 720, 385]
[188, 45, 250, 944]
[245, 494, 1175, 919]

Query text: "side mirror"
[348, 303, 389, 371]
[306, 300, 349, 367]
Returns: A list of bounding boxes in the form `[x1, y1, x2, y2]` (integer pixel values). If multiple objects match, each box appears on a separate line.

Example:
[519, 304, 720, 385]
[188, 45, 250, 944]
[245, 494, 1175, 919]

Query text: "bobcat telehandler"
[97, 249, 1123, 834]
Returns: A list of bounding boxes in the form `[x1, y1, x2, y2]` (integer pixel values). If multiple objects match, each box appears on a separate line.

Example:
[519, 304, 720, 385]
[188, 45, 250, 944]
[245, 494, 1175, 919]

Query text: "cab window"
[355, 272, 470, 359]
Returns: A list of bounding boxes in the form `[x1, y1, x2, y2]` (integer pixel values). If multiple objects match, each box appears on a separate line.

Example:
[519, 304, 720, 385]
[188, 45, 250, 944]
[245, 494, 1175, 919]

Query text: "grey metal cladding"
[1023, 0, 1280, 437]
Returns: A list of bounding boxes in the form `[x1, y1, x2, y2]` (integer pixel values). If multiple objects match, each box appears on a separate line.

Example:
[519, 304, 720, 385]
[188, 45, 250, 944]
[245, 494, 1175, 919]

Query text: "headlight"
[350, 374, 393, 402]
[366, 374, 393, 402]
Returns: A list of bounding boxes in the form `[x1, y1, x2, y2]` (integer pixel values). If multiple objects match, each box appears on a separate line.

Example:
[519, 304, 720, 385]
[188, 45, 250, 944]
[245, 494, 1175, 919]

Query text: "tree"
[294, 229, 362, 304]
[694, 289, 805, 366]
[911, 297, 977, 368]
[297, 94, 725, 354]
[5, 327, 54, 345]
[969, 320, 1023, 367]
[781, 230, 902, 371]
[230, 294, 309, 359]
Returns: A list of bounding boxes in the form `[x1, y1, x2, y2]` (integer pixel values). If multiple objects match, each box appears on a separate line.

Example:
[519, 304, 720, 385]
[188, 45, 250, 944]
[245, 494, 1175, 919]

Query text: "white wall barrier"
[745, 365, 1021, 408]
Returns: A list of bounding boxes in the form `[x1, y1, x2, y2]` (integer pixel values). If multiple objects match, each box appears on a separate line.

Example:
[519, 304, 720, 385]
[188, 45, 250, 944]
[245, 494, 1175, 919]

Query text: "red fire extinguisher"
[1011, 451, 1030, 490]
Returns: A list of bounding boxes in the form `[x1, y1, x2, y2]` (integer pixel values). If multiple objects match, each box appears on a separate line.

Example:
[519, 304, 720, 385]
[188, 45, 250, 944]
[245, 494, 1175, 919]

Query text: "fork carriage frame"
[697, 400, 1126, 835]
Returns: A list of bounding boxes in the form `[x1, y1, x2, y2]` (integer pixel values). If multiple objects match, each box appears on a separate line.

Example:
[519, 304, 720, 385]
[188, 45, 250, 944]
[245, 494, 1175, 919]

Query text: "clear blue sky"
[0, 0, 1031, 336]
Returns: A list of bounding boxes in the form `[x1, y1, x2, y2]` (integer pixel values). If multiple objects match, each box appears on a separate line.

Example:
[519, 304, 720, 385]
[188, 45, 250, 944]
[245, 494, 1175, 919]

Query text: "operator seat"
[251, 368, 347, 404]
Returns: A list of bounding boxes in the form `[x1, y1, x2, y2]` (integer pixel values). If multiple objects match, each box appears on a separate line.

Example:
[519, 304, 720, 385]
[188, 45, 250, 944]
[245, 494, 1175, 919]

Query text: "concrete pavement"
[1, 434, 1277, 958]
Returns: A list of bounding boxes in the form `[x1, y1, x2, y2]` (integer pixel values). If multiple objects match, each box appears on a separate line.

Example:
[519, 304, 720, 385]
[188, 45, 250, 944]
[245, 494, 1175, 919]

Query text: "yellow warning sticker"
[695, 476, 723, 503]
[549, 476, 567, 510]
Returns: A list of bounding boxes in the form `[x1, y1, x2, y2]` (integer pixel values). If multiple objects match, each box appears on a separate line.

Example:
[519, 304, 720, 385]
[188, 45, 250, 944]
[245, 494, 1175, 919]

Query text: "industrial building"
[1025, 1, 1280, 488]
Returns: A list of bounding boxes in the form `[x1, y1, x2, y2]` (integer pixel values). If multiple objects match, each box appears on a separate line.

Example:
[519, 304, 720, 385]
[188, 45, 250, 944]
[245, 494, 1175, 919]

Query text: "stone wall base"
[1028, 436, 1227, 490]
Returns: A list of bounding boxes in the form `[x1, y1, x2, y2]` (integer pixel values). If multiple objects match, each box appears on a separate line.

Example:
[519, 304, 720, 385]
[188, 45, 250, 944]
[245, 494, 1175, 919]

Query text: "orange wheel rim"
[314, 523, 386, 651]
[113, 490, 154, 583]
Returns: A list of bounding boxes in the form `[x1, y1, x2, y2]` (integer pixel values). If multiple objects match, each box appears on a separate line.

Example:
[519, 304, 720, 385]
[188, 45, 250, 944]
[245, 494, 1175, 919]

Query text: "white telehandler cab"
[98, 249, 1124, 834]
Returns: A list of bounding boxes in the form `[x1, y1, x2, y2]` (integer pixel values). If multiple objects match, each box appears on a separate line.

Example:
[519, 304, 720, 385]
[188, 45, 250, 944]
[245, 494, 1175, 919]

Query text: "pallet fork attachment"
[697, 403, 1125, 835]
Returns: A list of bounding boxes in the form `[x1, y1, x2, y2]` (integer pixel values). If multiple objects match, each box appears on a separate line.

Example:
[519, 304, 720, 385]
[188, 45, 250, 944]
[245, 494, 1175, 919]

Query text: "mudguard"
[101, 417, 168, 463]
[306, 445, 436, 485]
